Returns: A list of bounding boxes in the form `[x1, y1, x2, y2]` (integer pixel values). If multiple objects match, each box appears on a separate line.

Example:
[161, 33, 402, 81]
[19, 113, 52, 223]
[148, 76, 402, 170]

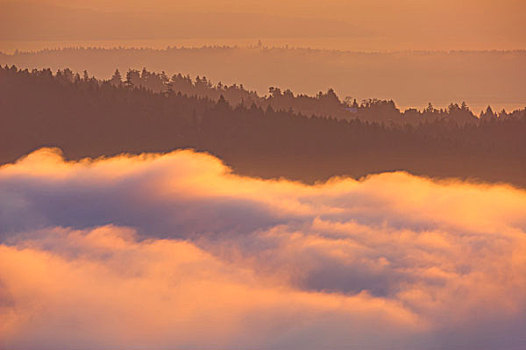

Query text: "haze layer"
[1, 0, 525, 51]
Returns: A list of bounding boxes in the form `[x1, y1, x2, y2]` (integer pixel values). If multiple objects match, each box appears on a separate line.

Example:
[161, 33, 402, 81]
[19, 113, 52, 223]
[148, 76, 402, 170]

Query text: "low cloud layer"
[1, 148, 526, 349]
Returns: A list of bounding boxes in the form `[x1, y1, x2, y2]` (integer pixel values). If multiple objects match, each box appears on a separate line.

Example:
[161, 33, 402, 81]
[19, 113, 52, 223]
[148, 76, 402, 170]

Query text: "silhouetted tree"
[110, 69, 122, 86]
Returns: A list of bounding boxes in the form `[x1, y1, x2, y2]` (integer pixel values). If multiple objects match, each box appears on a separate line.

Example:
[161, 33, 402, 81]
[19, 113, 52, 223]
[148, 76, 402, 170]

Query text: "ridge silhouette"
[1, 66, 525, 186]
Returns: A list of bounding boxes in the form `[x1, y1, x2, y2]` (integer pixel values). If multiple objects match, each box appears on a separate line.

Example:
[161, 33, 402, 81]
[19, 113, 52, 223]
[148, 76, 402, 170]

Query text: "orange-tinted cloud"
[1, 148, 526, 349]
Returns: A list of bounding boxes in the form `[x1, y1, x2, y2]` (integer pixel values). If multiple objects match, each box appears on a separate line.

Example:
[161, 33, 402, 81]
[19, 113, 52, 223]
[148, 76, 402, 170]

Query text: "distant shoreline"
[1, 40, 525, 55]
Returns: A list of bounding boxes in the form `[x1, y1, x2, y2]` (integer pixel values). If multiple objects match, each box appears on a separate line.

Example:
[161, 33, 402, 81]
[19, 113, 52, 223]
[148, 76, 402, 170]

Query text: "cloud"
[1, 148, 526, 349]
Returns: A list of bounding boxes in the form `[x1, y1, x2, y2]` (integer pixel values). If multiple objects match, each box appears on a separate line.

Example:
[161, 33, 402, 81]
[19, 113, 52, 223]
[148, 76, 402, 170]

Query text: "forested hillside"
[3, 47, 525, 113]
[1, 65, 525, 186]
[106, 67, 485, 124]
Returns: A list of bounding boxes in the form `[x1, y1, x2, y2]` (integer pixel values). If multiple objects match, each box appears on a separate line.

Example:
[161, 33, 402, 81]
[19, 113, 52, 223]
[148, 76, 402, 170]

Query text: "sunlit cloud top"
[1, 148, 526, 349]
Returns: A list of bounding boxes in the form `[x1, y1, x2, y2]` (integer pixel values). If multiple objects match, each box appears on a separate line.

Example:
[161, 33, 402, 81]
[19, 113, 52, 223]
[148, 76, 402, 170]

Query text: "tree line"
[1, 65, 525, 186]
[107, 67, 522, 125]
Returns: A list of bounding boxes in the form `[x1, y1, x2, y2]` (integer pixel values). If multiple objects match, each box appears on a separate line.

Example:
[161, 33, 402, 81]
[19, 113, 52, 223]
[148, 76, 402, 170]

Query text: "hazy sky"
[1, 0, 525, 51]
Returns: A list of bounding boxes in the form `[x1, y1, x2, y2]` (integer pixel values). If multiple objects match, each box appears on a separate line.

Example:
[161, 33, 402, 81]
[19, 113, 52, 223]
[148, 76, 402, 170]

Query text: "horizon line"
[2, 44, 526, 56]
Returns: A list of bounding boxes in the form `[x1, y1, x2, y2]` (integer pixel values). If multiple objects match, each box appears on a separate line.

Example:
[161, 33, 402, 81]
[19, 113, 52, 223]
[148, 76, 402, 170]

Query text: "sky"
[1, 0, 525, 51]
[1, 148, 526, 349]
